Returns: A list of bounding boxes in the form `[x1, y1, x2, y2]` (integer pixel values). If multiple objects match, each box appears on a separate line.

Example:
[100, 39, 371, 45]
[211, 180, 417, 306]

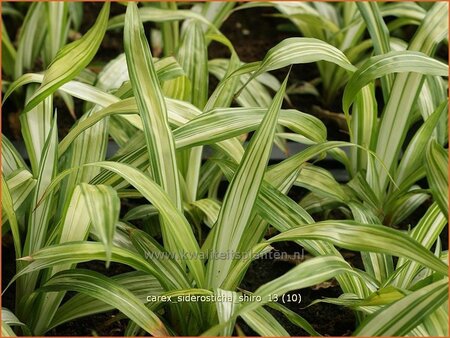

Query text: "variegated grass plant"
[1, 1, 448, 336]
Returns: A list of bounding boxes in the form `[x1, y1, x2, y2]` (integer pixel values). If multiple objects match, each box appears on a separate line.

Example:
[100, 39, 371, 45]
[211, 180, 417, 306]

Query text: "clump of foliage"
[2, 1, 448, 337]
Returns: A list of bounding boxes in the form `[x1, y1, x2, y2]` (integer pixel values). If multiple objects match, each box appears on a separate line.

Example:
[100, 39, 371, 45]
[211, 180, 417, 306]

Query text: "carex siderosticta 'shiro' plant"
[1, 1, 448, 336]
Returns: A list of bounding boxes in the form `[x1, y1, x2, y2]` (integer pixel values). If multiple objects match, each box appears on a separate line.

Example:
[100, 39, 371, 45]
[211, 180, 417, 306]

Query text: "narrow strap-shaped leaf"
[394, 203, 447, 288]
[349, 83, 377, 174]
[395, 101, 447, 186]
[127, 227, 193, 290]
[207, 75, 289, 289]
[203, 256, 357, 336]
[269, 221, 448, 275]
[1, 175, 22, 259]
[208, 58, 279, 109]
[2, 136, 28, 176]
[88, 161, 205, 287]
[20, 94, 53, 175]
[425, 140, 448, 216]
[30, 185, 92, 334]
[373, 2, 448, 191]
[11, 242, 183, 293]
[2, 22, 17, 78]
[124, 2, 181, 211]
[157, 2, 179, 56]
[38, 269, 169, 336]
[354, 277, 448, 336]
[23, 3, 110, 113]
[49, 272, 163, 331]
[356, 2, 393, 101]
[127, 227, 204, 332]
[226, 37, 356, 94]
[108, 6, 216, 30]
[216, 158, 371, 298]
[215, 289, 240, 336]
[14, 2, 46, 79]
[343, 51, 448, 114]
[178, 19, 208, 109]
[174, 107, 326, 148]
[3, 169, 36, 222]
[42, 2, 69, 66]
[19, 115, 58, 314]
[295, 163, 349, 202]
[176, 19, 208, 203]
[237, 256, 355, 325]
[1, 307, 30, 336]
[200, 1, 235, 33]
[80, 184, 120, 266]
[241, 306, 290, 336]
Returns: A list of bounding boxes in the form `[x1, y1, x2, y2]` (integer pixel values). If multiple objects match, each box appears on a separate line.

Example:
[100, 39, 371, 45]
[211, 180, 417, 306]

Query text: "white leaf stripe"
[39, 269, 169, 336]
[88, 161, 205, 288]
[394, 203, 447, 288]
[217, 158, 371, 298]
[49, 272, 162, 330]
[207, 75, 289, 288]
[80, 184, 120, 266]
[395, 102, 447, 186]
[24, 3, 110, 113]
[355, 278, 448, 335]
[425, 141, 448, 216]
[343, 51, 448, 114]
[124, 3, 181, 210]
[270, 221, 448, 275]
[174, 107, 326, 148]
[373, 3, 448, 191]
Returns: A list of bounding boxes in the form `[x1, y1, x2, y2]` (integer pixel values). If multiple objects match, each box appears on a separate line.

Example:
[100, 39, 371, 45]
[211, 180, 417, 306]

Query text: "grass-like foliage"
[2, 1, 448, 336]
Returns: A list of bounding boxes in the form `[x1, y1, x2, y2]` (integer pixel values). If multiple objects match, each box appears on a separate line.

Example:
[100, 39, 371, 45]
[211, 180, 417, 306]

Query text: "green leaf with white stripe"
[207, 75, 288, 289]
[229, 37, 356, 90]
[241, 307, 289, 337]
[19, 115, 58, 313]
[80, 183, 120, 266]
[30, 185, 92, 335]
[425, 140, 448, 217]
[225, 256, 357, 331]
[42, 2, 70, 67]
[1, 175, 22, 260]
[23, 3, 110, 113]
[88, 161, 205, 287]
[372, 2, 448, 191]
[269, 221, 448, 275]
[11, 242, 177, 292]
[175, 19, 208, 203]
[355, 277, 448, 336]
[394, 203, 447, 289]
[3, 169, 36, 221]
[49, 272, 163, 331]
[395, 101, 447, 187]
[295, 163, 349, 202]
[124, 2, 181, 211]
[14, 3, 46, 78]
[215, 289, 240, 336]
[356, 1, 393, 101]
[1, 307, 30, 336]
[20, 94, 53, 175]
[38, 269, 169, 336]
[343, 51, 448, 115]
[174, 107, 326, 149]
[2, 136, 28, 176]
